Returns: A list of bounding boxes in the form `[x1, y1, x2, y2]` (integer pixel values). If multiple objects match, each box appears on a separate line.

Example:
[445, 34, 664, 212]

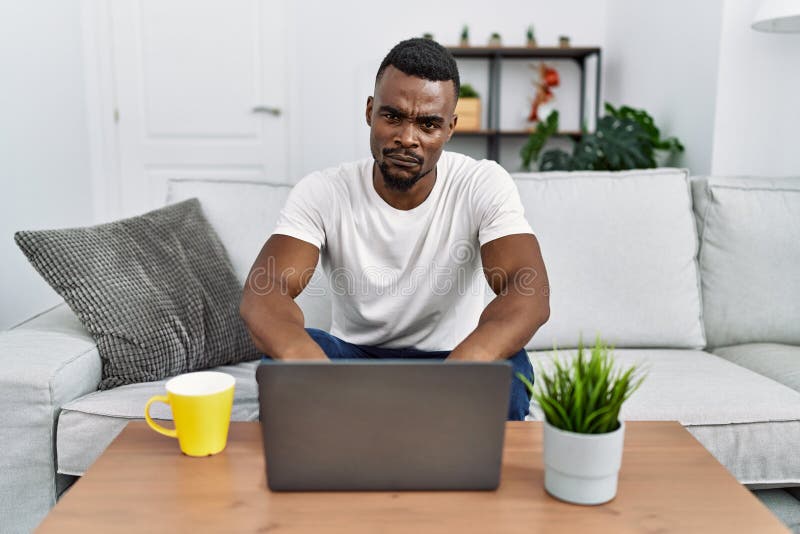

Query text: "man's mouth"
[385, 154, 421, 168]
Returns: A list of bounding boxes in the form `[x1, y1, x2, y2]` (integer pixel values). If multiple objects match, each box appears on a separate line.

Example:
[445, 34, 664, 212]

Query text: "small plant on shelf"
[488, 32, 502, 47]
[526, 25, 537, 47]
[459, 84, 479, 99]
[455, 84, 481, 131]
[460, 25, 470, 47]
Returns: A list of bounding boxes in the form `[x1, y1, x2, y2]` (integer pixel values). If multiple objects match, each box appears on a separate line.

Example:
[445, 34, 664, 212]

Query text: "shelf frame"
[449, 46, 602, 162]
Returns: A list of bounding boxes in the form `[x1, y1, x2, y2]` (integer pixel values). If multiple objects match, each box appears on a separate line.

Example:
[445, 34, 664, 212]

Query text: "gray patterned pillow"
[15, 199, 258, 389]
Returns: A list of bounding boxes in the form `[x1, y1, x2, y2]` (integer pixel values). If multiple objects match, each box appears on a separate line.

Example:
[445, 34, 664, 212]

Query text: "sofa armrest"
[0, 304, 101, 533]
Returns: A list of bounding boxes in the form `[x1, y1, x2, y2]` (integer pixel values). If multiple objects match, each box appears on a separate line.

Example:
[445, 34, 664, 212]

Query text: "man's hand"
[239, 235, 328, 361]
[448, 234, 550, 362]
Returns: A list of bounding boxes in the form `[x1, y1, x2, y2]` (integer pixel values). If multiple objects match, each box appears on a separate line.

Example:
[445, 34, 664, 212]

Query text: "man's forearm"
[240, 295, 327, 360]
[450, 291, 549, 361]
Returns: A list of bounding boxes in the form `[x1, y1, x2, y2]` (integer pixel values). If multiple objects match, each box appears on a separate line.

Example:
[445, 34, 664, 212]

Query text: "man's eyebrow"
[378, 105, 406, 118]
[416, 114, 444, 124]
[377, 106, 444, 124]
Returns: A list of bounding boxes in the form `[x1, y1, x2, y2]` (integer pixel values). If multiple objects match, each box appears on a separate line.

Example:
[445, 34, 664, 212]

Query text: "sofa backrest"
[167, 169, 712, 352]
[691, 176, 800, 348]
[166, 179, 332, 331]
[511, 168, 706, 350]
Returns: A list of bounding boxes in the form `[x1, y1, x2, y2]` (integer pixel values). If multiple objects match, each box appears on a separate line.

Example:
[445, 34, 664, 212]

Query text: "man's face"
[366, 66, 457, 192]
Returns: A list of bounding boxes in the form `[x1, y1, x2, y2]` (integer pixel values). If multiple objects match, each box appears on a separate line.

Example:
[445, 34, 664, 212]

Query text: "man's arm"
[449, 233, 550, 361]
[239, 235, 327, 360]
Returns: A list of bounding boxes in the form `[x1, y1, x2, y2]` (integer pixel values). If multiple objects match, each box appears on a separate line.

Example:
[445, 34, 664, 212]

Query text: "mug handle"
[144, 395, 178, 438]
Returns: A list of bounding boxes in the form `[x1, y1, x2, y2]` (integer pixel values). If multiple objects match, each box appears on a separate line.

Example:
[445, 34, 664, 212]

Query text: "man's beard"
[378, 150, 431, 192]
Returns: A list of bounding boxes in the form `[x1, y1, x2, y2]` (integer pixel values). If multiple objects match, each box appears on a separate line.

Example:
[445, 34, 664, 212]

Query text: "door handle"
[252, 106, 282, 116]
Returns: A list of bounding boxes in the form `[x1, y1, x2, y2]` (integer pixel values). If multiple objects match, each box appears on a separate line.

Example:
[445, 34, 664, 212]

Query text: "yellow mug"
[144, 371, 235, 457]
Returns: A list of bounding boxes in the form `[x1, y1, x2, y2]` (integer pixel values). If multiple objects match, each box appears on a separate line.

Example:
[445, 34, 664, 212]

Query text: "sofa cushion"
[692, 176, 800, 348]
[527, 348, 800, 488]
[56, 360, 260, 476]
[166, 178, 332, 331]
[15, 199, 258, 389]
[511, 169, 705, 350]
[713, 343, 800, 394]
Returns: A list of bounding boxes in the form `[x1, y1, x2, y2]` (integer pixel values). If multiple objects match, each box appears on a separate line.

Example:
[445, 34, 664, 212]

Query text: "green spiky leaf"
[516, 336, 647, 434]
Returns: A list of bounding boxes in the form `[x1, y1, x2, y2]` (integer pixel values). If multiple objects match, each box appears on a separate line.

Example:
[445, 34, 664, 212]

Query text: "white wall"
[711, 0, 800, 176]
[0, 1, 93, 329]
[604, 0, 724, 175]
[4, 0, 797, 327]
[286, 0, 607, 179]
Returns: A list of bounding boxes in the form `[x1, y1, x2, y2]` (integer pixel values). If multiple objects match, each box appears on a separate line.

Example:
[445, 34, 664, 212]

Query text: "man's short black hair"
[376, 38, 460, 100]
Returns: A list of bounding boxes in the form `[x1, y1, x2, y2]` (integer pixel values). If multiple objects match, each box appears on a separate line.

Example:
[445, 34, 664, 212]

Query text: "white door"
[109, 0, 288, 216]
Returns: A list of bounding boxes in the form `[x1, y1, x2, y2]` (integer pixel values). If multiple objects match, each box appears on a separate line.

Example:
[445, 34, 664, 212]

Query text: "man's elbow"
[531, 297, 550, 329]
[239, 292, 258, 333]
[539, 304, 550, 327]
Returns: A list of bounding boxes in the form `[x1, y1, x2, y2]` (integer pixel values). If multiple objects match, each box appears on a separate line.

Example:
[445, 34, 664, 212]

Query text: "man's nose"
[395, 120, 419, 148]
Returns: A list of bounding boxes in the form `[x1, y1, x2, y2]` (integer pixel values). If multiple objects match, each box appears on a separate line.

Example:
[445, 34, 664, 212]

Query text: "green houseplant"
[520, 104, 684, 172]
[526, 25, 537, 48]
[517, 337, 646, 504]
[459, 84, 479, 99]
[604, 103, 684, 166]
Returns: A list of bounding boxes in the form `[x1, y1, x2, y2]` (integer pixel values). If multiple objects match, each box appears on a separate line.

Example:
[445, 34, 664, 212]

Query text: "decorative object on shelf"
[526, 25, 537, 47]
[516, 337, 646, 505]
[488, 32, 502, 47]
[527, 62, 560, 124]
[752, 0, 800, 32]
[454, 83, 481, 132]
[520, 103, 685, 171]
[558, 35, 571, 48]
[422, 32, 434, 40]
[460, 25, 470, 46]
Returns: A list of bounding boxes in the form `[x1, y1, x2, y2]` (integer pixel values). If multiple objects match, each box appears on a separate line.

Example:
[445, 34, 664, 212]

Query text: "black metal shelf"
[450, 46, 600, 60]
[449, 46, 602, 162]
[453, 129, 583, 139]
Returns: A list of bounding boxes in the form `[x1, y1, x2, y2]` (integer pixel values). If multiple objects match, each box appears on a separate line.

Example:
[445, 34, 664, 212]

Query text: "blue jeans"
[260, 328, 533, 421]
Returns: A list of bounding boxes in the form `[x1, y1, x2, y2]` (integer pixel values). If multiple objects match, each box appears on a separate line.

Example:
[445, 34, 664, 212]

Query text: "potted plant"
[526, 25, 537, 48]
[520, 103, 685, 172]
[488, 32, 502, 47]
[604, 103, 685, 166]
[460, 25, 470, 47]
[516, 337, 646, 505]
[455, 84, 481, 132]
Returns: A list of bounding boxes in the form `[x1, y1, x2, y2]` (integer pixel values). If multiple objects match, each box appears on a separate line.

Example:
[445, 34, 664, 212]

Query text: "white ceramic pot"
[654, 148, 671, 167]
[542, 419, 625, 505]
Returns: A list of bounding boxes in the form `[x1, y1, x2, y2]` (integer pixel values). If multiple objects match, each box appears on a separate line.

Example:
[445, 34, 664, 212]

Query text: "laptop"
[256, 360, 511, 491]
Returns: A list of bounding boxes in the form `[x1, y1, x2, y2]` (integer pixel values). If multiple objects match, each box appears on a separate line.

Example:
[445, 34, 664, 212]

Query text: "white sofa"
[2, 168, 799, 533]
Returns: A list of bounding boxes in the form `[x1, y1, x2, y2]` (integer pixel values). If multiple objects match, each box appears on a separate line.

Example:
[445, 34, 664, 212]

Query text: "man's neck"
[372, 163, 437, 211]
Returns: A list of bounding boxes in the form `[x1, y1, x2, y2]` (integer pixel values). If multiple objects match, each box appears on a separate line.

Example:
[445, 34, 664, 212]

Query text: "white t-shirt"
[271, 151, 534, 351]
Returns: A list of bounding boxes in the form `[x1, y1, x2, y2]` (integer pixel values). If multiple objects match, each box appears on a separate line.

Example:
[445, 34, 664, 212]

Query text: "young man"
[240, 38, 549, 420]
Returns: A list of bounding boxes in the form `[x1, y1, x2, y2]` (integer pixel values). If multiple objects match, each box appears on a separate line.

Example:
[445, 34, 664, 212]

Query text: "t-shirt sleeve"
[474, 162, 534, 247]
[270, 172, 329, 250]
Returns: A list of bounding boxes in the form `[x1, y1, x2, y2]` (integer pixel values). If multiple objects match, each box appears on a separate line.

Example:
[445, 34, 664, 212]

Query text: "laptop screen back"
[256, 360, 511, 491]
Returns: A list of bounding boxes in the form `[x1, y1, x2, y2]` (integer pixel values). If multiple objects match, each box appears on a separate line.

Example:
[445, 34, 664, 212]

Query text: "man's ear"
[447, 114, 458, 142]
[365, 96, 374, 127]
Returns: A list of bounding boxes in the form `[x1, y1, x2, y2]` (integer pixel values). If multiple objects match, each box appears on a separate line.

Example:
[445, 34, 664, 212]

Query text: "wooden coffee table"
[38, 421, 787, 533]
